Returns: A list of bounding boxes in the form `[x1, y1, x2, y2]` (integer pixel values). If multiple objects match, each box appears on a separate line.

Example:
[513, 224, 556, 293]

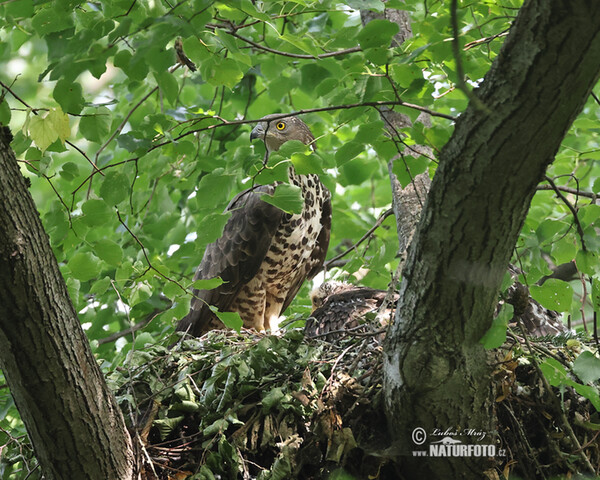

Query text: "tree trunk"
[383, 1, 600, 477]
[0, 127, 135, 479]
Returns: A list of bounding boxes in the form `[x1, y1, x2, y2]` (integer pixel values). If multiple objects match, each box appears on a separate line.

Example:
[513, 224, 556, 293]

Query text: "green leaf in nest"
[573, 351, 600, 384]
[210, 307, 243, 332]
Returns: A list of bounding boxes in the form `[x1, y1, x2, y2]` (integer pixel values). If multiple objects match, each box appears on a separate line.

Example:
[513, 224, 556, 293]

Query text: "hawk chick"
[305, 281, 398, 341]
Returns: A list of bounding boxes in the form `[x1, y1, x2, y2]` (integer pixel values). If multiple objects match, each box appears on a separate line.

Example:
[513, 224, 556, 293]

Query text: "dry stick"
[544, 175, 587, 252]
[516, 319, 596, 474]
[502, 402, 548, 480]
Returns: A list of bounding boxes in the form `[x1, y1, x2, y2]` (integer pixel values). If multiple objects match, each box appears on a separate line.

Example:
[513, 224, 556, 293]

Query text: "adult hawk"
[176, 115, 331, 337]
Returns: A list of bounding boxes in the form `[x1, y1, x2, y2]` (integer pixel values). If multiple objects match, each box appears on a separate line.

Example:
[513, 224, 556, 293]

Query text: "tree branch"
[536, 183, 597, 200]
[544, 175, 587, 251]
[323, 208, 394, 270]
[221, 28, 361, 59]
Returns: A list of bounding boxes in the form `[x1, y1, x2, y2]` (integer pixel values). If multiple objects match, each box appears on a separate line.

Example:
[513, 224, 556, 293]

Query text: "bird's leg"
[264, 294, 283, 332]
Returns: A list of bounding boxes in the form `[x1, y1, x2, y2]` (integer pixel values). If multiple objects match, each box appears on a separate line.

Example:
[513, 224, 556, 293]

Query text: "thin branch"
[158, 101, 455, 149]
[222, 28, 361, 59]
[544, 175, 587, 251]
[463, 30, 509, 50]
[0, 79, 37, 113]
[536, 184, 597, 200]
[323, 208, 394, 270]
[115, 209, 190, 295]
[72, 158, 138, 198]
[450, 0, 489, 112]
[65, 140, 103, 175]
[97, 307, 168, 345]
[94, 86, 158, 165]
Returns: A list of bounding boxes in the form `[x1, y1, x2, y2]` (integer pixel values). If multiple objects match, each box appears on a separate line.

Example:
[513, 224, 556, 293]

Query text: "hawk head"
[250, 114, 315, 152]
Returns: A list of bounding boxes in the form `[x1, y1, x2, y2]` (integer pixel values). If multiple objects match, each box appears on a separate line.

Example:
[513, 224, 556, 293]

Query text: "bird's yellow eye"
[276, 122, 286, 131]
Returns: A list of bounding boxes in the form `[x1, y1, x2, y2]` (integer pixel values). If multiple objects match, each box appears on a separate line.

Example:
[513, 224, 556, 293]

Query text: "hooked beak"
[250, 123, 265, 142]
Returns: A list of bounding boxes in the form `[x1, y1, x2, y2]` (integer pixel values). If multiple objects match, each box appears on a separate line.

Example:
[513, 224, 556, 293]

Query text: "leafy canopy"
[0, 0, 599, 426]
[2, 0, 600, 477]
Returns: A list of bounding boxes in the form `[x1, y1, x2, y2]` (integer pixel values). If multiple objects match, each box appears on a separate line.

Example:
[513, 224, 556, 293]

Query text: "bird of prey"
[305, 281, 398, 341]
[306, 279, 568, 342]
[176, 115, 331, 337]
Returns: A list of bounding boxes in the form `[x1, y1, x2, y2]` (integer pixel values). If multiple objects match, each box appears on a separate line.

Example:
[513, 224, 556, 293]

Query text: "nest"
[109, 326, 392, 479]
[107, 323, 600, 480]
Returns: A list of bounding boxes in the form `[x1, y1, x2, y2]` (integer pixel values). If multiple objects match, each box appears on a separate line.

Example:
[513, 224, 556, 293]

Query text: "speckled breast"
[256, 172, 327, 288]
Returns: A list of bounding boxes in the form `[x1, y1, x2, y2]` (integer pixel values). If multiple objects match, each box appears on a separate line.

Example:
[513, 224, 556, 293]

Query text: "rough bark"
[383, 1, 600, 478]
[0, 127, 135, 479]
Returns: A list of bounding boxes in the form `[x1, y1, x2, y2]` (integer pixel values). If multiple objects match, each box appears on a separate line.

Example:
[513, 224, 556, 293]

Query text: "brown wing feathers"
[176, 114, 330, 337]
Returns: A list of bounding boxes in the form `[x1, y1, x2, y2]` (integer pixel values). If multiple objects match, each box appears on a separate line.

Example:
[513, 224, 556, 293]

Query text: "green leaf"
[335, 142, 364, 167]
[154, 71, 179, 106]
[205, 57, 244, 89]
[28, 114, 58, 152]
[79, 107, 111, 143]
[300, 64, 330, 93]
[116, 133, 152, 152]
[53, 79, 84, 115]
[94, 239, 123, 266]
[31, 7, 73, 35]
[357, 19, 399, 49]
[576, 250, 598, 276]
[46, 107, 70, 143]
[0, 97, 11, 125]
[196, 212, 231, 245]
[99, 171, 130, 205]
[67, 252, 101, 282]
[260, 183, 304, 214]
[573, 351, 600, 384]
[539, 357, 569, 386]
[480, 304, 513, 349]
[355, 120, 384, 144]
[81, 199, 113, 226]
[154, 416, 184, 440]
[192, 277, 225, 290]
[133, 331, 155, 348]
[59, 161, 79, 181]
[211, 308, 243, 332]
[529, 278, 573, 312]
[261, 387, 285, 412]
[5, 0, 33, 18]
[551, 238, 576, 265]
[290, 152, 323, 175]
[194, 171, 236, 209]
